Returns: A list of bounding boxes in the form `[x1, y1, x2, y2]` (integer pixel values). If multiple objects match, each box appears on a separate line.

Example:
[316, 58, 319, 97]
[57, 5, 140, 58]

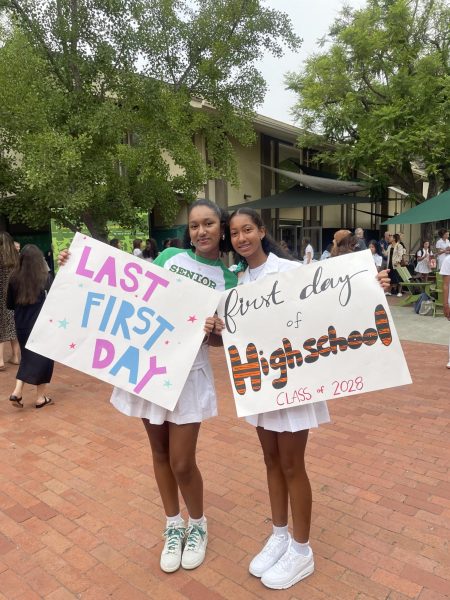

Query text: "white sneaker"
[385, 292, 392, 296]
[261, 541, 314, 589]
[181, 520, 208, 570]
[249, 533, 290, 577]
[446, 362, 450, 369]
[397, 292, 402, 297]
[160, 520, 186, 573]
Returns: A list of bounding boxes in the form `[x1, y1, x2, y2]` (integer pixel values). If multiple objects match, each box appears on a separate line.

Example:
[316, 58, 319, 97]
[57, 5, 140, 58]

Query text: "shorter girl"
[7, 245, 54, 408]
[415, 240, 433, 281]
[369, 240, 382, 271]
[132, 239, 143, 258]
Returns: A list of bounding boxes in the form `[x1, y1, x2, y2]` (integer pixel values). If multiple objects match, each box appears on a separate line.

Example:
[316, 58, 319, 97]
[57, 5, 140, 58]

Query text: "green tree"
[0, 0, 300, 239]
[286, 0, 450, 202]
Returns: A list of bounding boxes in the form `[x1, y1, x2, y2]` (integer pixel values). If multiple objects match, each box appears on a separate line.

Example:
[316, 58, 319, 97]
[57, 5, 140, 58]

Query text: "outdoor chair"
[394, 266, 432, 307]
[429, 274, 445, 317]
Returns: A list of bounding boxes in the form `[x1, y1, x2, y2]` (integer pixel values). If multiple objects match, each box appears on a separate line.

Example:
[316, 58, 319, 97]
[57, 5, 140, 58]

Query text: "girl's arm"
[443, 275, 450, 319]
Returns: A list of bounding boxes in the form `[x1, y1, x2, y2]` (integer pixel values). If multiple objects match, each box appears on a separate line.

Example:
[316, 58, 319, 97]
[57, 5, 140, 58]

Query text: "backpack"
[414, 292, 432, 314]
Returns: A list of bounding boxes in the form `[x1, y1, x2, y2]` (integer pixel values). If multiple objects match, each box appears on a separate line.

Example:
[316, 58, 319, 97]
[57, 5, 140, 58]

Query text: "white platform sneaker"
[181, 520, 208, 570]
[261, 541, 314, 589]
[249, 533, 291, 578]
[160, 519, 186, 573]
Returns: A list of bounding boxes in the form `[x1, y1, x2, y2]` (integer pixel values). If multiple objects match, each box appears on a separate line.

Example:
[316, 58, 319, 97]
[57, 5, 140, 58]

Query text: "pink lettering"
[120, 262, 142, 292]
[92, 339, 115, 369]
[133, 356, 167, 394]
[142, 271, 170, 302]
[75, 246, 94, 278]
[93, 256, 117, 287]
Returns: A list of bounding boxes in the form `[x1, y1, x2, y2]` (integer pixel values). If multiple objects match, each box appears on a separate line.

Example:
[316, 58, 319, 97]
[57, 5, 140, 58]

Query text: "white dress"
[436, 239, 450, 269]
[110, 248, 237, 425]
[415, 249, 431, 274]
[303, 244, 314, 264]
[242, 253, 331, 433]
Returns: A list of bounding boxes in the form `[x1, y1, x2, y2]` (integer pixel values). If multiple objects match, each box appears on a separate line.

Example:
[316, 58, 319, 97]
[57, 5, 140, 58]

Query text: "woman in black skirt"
[7, 245, 54, 408]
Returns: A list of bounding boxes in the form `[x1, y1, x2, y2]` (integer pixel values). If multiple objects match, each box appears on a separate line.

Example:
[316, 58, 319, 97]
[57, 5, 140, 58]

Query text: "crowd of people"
[2, 216, 449, 592]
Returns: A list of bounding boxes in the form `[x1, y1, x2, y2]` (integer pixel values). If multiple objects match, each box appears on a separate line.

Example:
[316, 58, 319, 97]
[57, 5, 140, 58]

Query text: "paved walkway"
[0, 304, 449, 599]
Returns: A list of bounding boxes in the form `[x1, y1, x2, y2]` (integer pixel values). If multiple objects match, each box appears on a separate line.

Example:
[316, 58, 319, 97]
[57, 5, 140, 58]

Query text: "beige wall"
[227, 137, 261, 208]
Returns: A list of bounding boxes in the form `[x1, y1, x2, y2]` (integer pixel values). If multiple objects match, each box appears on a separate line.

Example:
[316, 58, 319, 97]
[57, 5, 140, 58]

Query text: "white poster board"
[217, 251, 412, 417]
[27, 233, 220, 410]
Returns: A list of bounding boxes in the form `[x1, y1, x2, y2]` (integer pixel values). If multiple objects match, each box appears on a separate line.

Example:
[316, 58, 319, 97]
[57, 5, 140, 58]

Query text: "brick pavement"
[0, 338, 449, 599]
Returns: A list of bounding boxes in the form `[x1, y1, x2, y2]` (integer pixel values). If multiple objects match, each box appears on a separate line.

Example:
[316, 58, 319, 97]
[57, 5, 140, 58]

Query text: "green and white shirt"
[154, 248, 237, 292]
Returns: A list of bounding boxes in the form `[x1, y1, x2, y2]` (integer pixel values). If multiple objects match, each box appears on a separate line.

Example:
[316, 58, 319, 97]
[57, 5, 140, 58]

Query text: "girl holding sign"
[228, 208, 389, 591]
[228, 208, 327, 590]
[59, 199, 236, 574]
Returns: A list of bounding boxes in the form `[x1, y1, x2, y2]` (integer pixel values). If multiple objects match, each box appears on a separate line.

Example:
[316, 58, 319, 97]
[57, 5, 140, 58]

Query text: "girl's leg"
[0, 342, 4, 368]
[10, 339, 20, 363]
[168, 422, 208, 570]
[256, 427, 288, 526]
[248, 428, 290, 579]
[167, 422, 202, 518]
[277, 430, 311, 542]
[142, 420, 180, 517]
[36, 384, 53, 407]
[260, 429, 314, 590]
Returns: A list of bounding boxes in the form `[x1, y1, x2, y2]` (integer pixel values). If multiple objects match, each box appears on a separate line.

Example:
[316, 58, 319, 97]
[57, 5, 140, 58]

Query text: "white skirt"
[415, 261, 431, 274]
[245, 401, 330, 433]
[110, 344, 217, 425]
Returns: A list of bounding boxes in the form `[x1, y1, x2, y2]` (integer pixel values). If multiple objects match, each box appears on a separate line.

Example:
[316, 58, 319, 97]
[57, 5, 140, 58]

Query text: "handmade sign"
[27, 233, 220, 410]
[217, 251, 412, 417]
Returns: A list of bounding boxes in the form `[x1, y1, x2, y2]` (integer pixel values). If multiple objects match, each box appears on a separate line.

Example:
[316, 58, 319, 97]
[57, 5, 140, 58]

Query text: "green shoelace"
[184, 524, 206, 550]
[163, 525, 185, 553]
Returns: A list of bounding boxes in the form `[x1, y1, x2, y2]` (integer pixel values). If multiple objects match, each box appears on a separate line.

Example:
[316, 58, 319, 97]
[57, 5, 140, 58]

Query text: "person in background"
[354, 227, 367, 251]
[330, 230, 355, 256]
[320, 243, 333, 260]
[7, 245, 54, 408]
[110, 238, 122, 249]
[440, 253, 450, 369]
[0, 232, 21, 370]
[301, 238, 313, 264]
[415, 240, 433, 281]
[435, 228, 450, 270]
[169, 238, 183, 248]
[142, 238, 158, 262]
[369, 240, 382, 271]
[379, 231, 392, 269]
[14, 240, 20, 252]
[163, 239, 172, 250]
[132, 239, 143, 258]
[386, 233, 405, 296]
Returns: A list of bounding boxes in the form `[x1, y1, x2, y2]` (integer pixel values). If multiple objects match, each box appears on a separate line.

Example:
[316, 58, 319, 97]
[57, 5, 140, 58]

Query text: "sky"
[258, 0, 367, 124]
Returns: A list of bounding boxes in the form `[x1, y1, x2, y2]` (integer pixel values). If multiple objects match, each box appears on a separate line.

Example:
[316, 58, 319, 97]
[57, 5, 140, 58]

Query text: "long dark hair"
[9, 244, 49, 305]
[229, 208, 293, 264]
[142, 238, 158, 260]
[182, 199, 232, 253]
[0, 231, 19, 270]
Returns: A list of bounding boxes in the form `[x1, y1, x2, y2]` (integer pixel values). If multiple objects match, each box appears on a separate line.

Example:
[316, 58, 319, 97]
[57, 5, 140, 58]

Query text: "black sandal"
[36, 396, 53, 409]
[9, 395, 23, 408]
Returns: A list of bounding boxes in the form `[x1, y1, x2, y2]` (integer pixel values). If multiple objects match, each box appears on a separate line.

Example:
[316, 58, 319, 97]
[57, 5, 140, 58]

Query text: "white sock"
[188, 515, 206, 526]
[291, 539, 311, 556]
[273, 524, 289, 538]
[166, 513, 182, 525]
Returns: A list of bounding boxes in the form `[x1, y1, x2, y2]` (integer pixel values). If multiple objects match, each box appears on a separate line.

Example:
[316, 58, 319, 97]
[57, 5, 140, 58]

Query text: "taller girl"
[229, 208, 330, 590]
[110, 200, 237, 572]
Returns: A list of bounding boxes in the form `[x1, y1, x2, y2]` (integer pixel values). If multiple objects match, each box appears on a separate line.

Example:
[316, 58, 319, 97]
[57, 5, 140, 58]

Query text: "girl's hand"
[377, 269, 390, 291]
[204, 316, 215, 335]
[58, 249, 70, 266]
[212, 316, 225, 336]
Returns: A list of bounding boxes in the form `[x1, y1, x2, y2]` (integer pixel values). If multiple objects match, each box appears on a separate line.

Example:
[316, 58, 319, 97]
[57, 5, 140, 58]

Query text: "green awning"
[383, 189, 450, 225]
[230, 185, 373, 211]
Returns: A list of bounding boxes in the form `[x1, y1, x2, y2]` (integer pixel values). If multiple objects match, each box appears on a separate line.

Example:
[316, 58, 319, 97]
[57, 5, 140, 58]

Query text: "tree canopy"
[0, 0, 300, 239]
[286, 0, 450, 201]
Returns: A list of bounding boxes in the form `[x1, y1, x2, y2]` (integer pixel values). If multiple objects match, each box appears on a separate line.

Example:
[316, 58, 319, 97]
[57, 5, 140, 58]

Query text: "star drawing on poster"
[58, 318, 69, 329]
[188, 315, 197, 323]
